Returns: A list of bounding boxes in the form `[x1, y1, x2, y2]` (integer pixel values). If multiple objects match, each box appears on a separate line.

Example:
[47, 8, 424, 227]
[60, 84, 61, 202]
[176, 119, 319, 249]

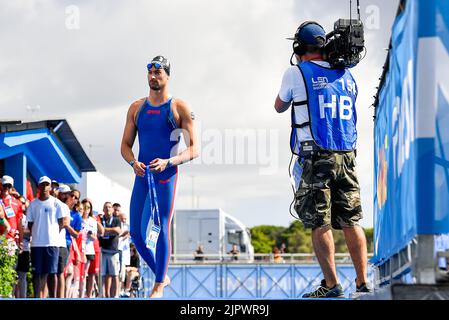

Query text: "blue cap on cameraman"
[287, 21, 326, 47]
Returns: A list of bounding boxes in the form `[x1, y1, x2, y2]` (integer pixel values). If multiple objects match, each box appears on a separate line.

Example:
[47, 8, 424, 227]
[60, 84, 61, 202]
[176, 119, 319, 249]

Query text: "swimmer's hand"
[149, 158, 168, 173]
[133, 161, 146, 177]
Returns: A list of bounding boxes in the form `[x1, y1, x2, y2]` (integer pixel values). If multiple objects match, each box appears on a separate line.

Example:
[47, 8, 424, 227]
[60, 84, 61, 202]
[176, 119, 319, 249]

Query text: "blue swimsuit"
[130, 97, 179, 283]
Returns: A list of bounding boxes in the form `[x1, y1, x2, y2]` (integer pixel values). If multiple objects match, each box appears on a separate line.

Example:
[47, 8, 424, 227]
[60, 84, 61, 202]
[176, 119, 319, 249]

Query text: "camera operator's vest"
[291, 61, 358, 154]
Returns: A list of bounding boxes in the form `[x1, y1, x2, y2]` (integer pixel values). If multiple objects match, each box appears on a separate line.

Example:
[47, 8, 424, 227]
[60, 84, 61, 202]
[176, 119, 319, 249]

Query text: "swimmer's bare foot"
[150, 282, 165, 298]
[164, 275, 171, 287]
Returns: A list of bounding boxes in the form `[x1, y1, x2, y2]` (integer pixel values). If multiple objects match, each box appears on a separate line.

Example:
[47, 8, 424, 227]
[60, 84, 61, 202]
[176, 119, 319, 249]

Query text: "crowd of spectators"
[0, 175, 139, 298]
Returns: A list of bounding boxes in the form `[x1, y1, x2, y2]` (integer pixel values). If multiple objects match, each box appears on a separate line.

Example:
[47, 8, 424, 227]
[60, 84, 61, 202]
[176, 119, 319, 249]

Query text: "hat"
[57, 184, 71, 193]
[1, 175, 14, 186]
[38, 176, 51, 185]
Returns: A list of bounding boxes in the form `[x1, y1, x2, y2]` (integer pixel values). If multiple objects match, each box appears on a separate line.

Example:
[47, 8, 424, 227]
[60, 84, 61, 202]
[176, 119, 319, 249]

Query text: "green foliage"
[332, 230, 348, 253]
[282, 220, 312, 253]
[27, 270, 34, 298]
[0, 236, 18, 297]
[250, 226, 280, 253]
[250, 221, 374, 254]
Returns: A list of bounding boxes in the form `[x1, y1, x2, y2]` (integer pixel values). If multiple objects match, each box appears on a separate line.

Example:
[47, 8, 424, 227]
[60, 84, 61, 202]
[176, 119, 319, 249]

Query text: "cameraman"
[274, 21, 370, 298]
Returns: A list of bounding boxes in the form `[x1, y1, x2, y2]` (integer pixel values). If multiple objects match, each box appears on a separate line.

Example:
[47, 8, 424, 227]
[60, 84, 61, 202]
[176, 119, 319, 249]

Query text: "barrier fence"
[138, 256, 374, 299]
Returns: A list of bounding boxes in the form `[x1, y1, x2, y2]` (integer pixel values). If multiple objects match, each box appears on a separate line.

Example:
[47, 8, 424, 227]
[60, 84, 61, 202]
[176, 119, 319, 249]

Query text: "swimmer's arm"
[121, 99, 146, 177]
[169, 99, 199, 165]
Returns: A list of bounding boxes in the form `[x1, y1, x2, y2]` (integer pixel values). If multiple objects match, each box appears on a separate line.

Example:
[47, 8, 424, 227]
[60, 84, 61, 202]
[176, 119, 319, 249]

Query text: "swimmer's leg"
[130, 176, 156, 274]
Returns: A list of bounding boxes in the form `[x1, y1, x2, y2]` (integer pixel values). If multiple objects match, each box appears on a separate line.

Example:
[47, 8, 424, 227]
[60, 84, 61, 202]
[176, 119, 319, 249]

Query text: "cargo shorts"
[294, 150, 363, 230]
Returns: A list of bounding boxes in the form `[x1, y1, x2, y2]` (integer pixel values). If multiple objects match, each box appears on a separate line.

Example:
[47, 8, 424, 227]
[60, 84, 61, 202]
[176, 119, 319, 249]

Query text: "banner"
[373, 0, 449, 264]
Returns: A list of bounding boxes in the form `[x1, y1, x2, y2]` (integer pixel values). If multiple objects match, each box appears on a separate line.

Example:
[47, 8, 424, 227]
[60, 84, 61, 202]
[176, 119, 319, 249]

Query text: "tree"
[281, 220, 313, 253]
[250, 225, 284, 253]
[250, 221, 374, 254]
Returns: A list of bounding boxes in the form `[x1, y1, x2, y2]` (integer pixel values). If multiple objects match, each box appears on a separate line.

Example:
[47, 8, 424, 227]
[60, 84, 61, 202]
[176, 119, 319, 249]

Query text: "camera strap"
[291, 100, 311, 128]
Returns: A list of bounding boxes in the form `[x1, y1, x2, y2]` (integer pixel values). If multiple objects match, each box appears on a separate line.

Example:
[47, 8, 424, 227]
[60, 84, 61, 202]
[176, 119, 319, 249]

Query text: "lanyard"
[102, 216, 113, 227]
[146, 166, 160, 227]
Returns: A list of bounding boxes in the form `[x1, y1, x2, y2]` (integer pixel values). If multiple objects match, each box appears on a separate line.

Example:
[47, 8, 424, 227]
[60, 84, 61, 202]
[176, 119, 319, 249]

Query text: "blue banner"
[373, 0, 449, 265]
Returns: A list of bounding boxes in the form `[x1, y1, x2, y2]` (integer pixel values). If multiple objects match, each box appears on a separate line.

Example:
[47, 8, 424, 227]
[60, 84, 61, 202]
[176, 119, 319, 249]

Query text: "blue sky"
[0, 0, 400, 228]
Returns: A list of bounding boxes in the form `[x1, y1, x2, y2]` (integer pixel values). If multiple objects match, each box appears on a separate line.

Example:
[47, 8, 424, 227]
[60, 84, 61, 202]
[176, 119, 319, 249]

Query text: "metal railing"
[171, 253, 374, 264]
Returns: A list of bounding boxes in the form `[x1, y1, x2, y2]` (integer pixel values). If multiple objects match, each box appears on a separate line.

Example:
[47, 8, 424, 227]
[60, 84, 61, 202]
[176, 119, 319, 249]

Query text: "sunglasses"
[84, 205, 91, 209]
[71, 194, 79, 200]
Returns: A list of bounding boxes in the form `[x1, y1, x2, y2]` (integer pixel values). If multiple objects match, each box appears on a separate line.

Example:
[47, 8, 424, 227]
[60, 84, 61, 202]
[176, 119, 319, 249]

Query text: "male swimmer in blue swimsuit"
[121, 56, 199, 298]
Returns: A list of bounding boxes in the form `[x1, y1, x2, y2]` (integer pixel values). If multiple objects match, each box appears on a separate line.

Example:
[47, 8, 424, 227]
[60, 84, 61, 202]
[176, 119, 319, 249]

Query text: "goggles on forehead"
[147, 62, 164, 71]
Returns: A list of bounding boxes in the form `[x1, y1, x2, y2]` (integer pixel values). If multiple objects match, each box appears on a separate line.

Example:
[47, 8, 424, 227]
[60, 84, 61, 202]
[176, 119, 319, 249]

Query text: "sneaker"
[302, 279, 345, 298]
[355, 281, 372, 293]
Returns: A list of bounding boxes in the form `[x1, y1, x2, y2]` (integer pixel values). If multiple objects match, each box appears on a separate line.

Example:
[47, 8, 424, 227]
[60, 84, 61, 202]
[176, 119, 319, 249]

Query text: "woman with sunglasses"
[121, 55, 199, 298]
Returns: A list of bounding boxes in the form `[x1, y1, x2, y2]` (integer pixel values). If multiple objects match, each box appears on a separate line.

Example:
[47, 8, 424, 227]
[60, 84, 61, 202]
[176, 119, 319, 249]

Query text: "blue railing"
[138, 263, 374, 299]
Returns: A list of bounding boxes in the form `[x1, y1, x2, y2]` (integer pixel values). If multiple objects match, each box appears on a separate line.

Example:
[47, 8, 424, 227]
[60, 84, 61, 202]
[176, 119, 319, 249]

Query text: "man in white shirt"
[27, 176, 65, 298]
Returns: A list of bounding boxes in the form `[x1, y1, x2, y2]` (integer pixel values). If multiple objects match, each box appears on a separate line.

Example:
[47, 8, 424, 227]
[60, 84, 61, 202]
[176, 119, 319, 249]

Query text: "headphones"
[292, 21, 326, 56]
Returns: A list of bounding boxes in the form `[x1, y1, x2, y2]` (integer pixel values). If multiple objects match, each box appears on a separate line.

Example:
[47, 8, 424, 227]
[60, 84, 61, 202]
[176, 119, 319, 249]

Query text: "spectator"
[98, 202, 121, 298]
[27, 176, 65, 298]
[112, 203, 121, 217]
[54, 184, 72, 298]
[80, 198, 102, 298]
[70, 189, 81, 209]
[9, 186, 21, 200]
[14, 196, 31, 298]
[73, 202, 87, 298]
[272, 247, 284, 264]
[124, 243, 140, 297]
[50, 180, 59, 198]
[194, 245, 206, 262]
[0, 175, 24, 248]
[228, 244, 240, 261]
[118, 212, 131, 296]
[65, 190, 82, 277]
[280, 243, 287, 254]
[65, 230, 83, 298]
[85, 200, 102, 298]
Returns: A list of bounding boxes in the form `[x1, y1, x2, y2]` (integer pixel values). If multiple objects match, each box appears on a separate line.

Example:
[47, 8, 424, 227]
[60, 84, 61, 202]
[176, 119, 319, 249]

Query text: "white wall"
[78, 171, 131, 216]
